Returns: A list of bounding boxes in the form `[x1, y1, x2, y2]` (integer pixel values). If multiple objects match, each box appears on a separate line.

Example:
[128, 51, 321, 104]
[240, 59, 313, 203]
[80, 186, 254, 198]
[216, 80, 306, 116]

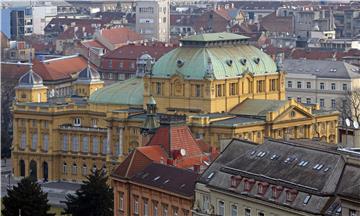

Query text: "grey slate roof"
[199, 138, 359, 214]
[283, 59, 360, 79]
[131, 163, 199, 197]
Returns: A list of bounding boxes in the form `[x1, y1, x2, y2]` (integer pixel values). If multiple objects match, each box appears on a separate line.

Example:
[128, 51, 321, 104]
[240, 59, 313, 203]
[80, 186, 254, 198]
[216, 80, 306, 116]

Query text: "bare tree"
[337, 89, 360, 124]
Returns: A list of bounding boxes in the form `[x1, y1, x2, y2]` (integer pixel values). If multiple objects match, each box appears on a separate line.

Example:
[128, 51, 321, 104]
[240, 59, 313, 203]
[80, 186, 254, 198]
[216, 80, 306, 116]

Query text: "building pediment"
[270, 105, 314, 123]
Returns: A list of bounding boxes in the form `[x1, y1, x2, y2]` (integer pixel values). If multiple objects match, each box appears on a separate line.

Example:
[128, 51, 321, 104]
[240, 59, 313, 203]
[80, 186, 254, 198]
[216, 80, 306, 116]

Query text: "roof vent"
[253, 57, 260, 64]
[176, 59, 184, 67]
[226, 59, 233, 66]
[240, 58, 247, 65]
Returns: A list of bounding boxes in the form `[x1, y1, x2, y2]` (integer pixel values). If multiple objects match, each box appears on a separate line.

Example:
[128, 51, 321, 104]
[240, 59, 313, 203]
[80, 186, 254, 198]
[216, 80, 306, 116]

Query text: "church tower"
[73, 62, 104, 97]
[15, 64, 47, 103]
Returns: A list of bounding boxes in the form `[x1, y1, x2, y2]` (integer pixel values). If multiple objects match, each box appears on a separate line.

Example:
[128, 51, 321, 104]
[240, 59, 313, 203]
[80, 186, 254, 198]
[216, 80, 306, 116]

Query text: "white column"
[106, 128, 111, 155]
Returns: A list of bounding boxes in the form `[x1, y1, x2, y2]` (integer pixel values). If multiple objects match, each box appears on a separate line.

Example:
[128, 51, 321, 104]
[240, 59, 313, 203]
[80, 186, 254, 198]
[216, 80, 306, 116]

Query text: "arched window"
[82, 164, 87, 176]
[72, 163, 77, 175]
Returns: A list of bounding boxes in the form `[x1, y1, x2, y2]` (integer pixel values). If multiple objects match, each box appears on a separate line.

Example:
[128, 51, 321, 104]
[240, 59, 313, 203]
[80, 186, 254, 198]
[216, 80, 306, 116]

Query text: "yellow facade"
[11, 33, 339, 182]
[15, 86, 48, 103]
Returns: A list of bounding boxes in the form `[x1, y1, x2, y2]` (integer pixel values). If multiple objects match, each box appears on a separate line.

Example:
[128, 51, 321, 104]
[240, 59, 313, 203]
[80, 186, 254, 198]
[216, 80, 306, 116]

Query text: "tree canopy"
[62, 169, 113, 216]
[2, 177, 54, 216]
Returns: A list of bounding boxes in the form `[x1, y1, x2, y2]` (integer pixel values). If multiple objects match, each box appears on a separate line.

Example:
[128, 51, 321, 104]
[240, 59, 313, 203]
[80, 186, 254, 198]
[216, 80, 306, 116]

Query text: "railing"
[59, 125, 107, 133]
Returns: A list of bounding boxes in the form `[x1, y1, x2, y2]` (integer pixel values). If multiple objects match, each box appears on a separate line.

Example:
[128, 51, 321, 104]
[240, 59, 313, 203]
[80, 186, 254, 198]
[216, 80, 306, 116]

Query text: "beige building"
[193, 138, 360, 216]
[135, 0, 170, 42]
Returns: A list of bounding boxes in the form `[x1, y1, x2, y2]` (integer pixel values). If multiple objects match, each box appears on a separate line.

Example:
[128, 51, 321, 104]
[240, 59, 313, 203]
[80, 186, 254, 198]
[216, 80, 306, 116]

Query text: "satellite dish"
[345, 118, 351, 127]
[354, 121, 359, 129]
[180, 148, 186, 156]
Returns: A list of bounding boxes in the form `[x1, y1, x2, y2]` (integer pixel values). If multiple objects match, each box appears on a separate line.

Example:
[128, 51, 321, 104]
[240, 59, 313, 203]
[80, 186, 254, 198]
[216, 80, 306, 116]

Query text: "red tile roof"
[290, 48, 336, 60]
[33, 56, 87, 81]
[137, 145, 168, 162]
[98, 27, 144, 46]
[260, 12, 294, 33]
[82, 39, 107, 49]
[103, 43, 175, 60]
[214, 9, 232, 21]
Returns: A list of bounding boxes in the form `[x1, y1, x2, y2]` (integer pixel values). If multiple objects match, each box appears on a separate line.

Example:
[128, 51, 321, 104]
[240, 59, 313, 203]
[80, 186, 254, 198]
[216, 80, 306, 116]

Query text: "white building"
[135, 0, 170, 42]
[283, 59, 360, 111]
[32, 5, 57, 35]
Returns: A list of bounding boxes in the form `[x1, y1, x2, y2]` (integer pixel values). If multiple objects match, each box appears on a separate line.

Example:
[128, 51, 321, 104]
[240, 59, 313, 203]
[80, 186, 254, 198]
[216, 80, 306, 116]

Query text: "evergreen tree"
[62, 169, 114, 216]
[2, 177, 54, 216]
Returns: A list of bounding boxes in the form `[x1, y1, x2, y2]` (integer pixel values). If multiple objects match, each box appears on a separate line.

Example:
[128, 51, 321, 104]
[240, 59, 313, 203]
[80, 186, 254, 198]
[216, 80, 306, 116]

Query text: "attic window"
[253, 57, 260, 64]
[285, 189, 298, 202]
[180, 184, 186, 189]
[240, 58, 247, 65]
[207, 172, 215, 179]
[250, 150, 256, 155]
[303, 195, 311, 205]
[154, 176, 161, 181]
[270, 154, 279, 160]
[176, 59, 184, 67]
[329, 68, 337, 73]
[230, 176, 242, 188]
[163, 179, 170, 184]
[226, 59, 233, 66]
[298, 160, 309, 167]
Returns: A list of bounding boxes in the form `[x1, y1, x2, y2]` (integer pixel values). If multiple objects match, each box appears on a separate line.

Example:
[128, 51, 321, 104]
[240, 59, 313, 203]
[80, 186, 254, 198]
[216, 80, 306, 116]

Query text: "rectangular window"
[72, 164, 77, 175]
[72, 135, 79, 152]
[156, 82, 161, 95]
[216, 84, 222, 97]
[287, 81, 292, 88]
[82, 164, 87, 175]
[153, 202, 158, 216]
[306, 82, 311, 89]
[229, 83, 238, 96]
[320, 82, 325, 90]
[350, 209, 357, 216]
[343, 83, 348, 91]
[134, 198, 139, 214]
[203, 195, 210, 211]
[245, 209, 251, 216]
[257, 80, 265, 93]
[297, 97, 302, 103]
[92, 137, 99, 153]
[43, 134, 49, 151]
[102, 138, 107, 154]
[143, 200, 149, 216]
[162, 205, 168, 216]
[297, 81, 302, 88]
[118, 192, 124, 211]
[82, 136, 89, 153]
[119, 62, 123, 68]
[108, 60, 112, 68]
[320, 99, 325, 108]
[231, 205, 238, 216]
[218, 201, 225, 216]
[195, 84, 201, 97]
[31, 133, 37, 150]
[270, 79, 277, 91]
[331, 83, 336, 90]
[331, 99, 336, 109]
[258, 212, 265, 216]
[20, 132, 26, 149]
[306, 98, 311, 104]
[63, 135, 68, 151]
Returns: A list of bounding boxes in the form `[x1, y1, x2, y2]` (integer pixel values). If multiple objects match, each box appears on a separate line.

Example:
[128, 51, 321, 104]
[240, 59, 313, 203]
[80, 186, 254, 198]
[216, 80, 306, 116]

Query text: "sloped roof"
[88, 77, 143, 106]
[199, 138, 348, 214]
[230, 99, 288, 116]
[131, 162, 198, 197]
[99, 28, 144, 45]
[261, 12, 294, 33]
[283, 59, 360, 79]
[1, 63, 29, 80]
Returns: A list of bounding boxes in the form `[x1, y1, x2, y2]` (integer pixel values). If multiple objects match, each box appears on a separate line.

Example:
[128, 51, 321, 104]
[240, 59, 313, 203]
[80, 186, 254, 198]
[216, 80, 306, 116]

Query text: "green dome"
[152, 33, 277, 80]
[89, 77, 143, 106]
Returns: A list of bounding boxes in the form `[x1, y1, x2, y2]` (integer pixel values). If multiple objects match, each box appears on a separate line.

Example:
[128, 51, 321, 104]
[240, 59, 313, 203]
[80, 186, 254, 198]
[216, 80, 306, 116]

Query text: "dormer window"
[74, 117, 81, 127]
[257, 182, 269, 195]
[271, 185, 283, 199]
[230, 176, 242, 188]
[244, 179, 255, 192]
[253, 57, 260, 64]
[285, 189, 298, 203]
[240, 58, 247, 65]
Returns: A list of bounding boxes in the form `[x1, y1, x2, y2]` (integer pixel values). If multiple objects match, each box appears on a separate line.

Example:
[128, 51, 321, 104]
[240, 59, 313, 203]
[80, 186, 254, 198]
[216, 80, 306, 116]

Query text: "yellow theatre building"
[11, 33, 339, 182]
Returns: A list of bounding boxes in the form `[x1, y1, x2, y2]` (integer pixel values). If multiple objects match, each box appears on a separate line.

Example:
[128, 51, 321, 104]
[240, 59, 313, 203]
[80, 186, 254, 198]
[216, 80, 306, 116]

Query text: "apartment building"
[193, 138, 360, 216]
[284, 59, 360, 110]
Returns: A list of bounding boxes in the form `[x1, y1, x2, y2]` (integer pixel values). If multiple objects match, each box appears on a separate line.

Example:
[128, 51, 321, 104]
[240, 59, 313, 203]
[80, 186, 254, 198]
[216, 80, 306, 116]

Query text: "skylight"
[207, 172, 215, 179]
[163, 179, 170, 184]
[303, 195, 311, 205]
[154, 176, 160, 181]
